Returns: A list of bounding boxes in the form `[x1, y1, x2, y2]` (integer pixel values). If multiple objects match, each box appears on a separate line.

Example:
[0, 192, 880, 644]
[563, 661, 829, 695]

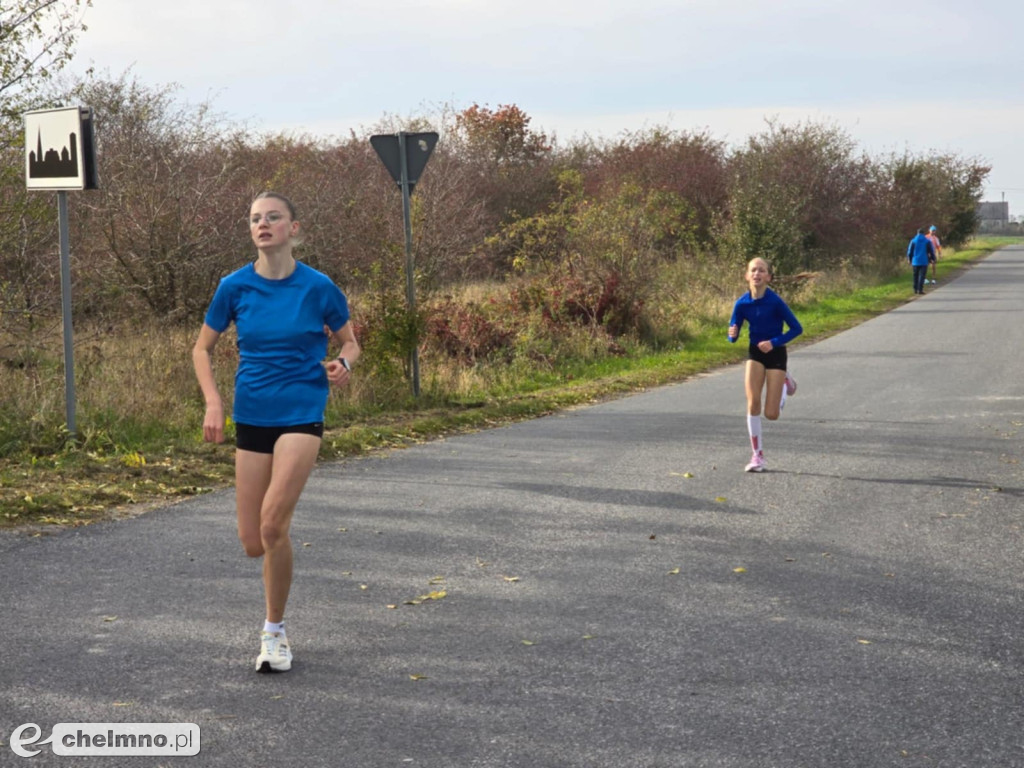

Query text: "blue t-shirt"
[204, 261, 350, 426]
[728, 288, 803, 348]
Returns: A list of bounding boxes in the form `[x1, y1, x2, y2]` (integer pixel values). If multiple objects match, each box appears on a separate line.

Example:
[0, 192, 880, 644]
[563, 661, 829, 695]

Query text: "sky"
[66, 0, 1024, 216]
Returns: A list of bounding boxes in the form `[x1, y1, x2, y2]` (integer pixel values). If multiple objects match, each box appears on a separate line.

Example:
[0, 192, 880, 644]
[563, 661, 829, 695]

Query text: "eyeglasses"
[249, 211, 287, 226]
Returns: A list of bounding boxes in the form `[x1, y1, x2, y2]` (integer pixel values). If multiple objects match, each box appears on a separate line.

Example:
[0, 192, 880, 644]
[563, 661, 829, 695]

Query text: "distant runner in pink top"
[926, 225, 942, 284]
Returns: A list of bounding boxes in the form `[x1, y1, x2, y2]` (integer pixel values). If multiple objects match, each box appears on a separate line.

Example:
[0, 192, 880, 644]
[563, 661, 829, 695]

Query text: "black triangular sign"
[370, 132, 438, 195]
[370, 134, 401, 181]
[404, 132, 438, 187]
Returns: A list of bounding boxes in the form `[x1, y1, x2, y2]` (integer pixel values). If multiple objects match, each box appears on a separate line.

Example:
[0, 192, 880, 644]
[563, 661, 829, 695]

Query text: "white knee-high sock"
[747, 415, 763, 455]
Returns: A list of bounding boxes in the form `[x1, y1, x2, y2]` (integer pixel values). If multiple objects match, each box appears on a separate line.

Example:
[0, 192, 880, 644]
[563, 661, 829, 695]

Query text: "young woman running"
[192, 192, 360, 672]
[727, 257, 803, 472]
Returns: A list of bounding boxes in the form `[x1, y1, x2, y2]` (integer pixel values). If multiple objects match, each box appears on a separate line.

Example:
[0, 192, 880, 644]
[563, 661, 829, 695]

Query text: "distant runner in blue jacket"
[907, 228, 937, 295]
[728, 258, 803, 473]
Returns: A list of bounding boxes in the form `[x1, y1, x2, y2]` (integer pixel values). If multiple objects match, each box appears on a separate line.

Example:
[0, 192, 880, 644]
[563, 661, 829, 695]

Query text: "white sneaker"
[745, 452, 765, 473]
[256, 631, 292, 672]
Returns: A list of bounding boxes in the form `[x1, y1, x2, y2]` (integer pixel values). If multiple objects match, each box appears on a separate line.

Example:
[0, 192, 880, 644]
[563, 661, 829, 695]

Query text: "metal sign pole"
[369, 130, 437, 398]
[398, 132, 420, 397]
[57, 191, 76, 436]
[24, 106, 98, 440]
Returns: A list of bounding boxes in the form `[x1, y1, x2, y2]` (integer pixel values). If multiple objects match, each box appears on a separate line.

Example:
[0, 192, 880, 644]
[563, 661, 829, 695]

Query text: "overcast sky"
[68, 0, 1024, 216]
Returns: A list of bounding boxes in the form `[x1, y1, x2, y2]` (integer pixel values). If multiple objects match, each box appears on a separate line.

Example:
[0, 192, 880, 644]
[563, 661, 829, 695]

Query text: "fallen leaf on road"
[667, 568, 680, 575]
[404, 590, 447, 605]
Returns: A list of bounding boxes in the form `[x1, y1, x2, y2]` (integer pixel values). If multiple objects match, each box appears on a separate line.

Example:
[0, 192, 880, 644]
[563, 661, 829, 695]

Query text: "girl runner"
[193, 192, 360, 671]
[727, 257, 803, 472]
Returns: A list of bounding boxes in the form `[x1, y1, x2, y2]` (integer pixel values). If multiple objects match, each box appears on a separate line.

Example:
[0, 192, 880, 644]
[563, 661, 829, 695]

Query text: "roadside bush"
[588, 127, 728, 248]
[492, 171, 691, 339]
[719, 120, 878, 275]
[424, 297, 515, 364]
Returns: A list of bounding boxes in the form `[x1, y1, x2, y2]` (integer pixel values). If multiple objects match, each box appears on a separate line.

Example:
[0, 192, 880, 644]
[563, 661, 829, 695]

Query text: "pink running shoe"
[784, 371, 797, 397]
[744, 452, 765, 473]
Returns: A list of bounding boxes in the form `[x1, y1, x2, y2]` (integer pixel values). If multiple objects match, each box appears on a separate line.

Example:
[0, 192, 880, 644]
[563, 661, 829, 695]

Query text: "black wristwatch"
[338, 357, 351, 372]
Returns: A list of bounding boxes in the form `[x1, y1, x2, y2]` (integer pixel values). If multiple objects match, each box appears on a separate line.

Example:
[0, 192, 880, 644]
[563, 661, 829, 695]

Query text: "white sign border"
[24, 106, 86, 191]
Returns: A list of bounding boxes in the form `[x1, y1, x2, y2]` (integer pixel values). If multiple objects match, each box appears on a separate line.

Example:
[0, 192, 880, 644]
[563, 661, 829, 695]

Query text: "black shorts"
[748, 343, 788, 371]
[235, 422, 325, 454]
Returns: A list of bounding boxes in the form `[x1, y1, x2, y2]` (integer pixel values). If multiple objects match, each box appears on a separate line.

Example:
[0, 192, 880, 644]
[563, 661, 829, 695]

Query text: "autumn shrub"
[346, 261, 423, 405]
[507, 271, 640, 340]
[587, 127, 729, 248]
[491, 170, 692, 341]
[423, 297, 515, 364]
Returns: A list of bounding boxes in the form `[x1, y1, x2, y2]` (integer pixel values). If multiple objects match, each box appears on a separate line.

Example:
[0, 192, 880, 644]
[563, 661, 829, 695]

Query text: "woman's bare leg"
[259, 433, 322, 623]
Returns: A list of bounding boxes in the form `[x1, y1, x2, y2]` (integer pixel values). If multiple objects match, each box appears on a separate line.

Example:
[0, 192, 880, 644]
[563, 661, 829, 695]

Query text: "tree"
[880, 151, 989, 250]
[721, 120, 878, 274]
[452, 103, 561, 273]
[491, 169, 691, 337]
[0, 0, 92, 131]
[592, 128, 728, 249]
[455, 103, 551, 168]
[0, 1, 91, 357]
[0, 2, 91, 346]
[453, 104, 556, 218]
[67, 73, 252, 321]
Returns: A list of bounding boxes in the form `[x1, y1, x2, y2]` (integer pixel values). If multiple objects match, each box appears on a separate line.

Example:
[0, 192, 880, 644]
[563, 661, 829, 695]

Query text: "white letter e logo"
[10, 723, 53, 758]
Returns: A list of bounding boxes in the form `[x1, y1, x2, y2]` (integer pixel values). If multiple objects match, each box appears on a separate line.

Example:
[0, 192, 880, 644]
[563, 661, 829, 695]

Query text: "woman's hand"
[325, 357, 352, 387]
[203, 402, 225, 444]
[728, 324, 739, 340]
[757, 340, 774, 353]
[327, 321, 360, 387]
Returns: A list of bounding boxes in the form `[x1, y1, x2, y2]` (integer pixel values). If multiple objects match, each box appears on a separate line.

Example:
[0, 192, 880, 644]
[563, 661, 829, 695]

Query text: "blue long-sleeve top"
[907, 233, 936, 266]
[728, 288, 803, 348]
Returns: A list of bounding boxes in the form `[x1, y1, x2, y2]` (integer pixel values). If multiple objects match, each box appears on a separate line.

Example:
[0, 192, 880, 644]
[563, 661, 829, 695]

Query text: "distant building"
[977, 201, 1010, 230]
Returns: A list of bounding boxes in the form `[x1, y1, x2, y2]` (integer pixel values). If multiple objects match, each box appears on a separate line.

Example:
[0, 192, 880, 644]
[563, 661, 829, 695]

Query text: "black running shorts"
[235, 422, 325, 454]
[747, 343, 788, 371]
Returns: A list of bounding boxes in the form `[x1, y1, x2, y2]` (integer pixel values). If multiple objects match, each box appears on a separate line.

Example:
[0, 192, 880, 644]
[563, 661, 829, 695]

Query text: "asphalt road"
[3, 247, 1022, 768]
